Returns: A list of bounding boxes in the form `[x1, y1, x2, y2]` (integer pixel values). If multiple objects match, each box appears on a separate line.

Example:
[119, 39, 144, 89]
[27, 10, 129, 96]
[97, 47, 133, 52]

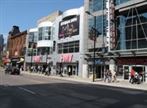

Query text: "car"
[5, 64, 12, 74]
[11, 67, 20, 75]
[5, 65, 20, 75]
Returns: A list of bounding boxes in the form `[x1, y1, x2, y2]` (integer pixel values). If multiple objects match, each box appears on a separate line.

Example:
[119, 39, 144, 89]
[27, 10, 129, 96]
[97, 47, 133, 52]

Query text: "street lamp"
[30, 33, 34, 67]
[46, 48, 48, 66]
[85, 11, 96, 82]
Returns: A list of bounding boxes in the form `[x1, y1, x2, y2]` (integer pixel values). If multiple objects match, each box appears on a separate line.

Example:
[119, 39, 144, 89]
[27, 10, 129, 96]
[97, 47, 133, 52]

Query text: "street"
[0, 69, 147, 108]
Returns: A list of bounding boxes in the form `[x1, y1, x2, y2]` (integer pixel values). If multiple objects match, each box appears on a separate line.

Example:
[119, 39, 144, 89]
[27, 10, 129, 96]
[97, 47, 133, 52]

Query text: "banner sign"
[117, 57, 147, 65]
[59, 16, 80, 38]
[60, 54, 73, 62]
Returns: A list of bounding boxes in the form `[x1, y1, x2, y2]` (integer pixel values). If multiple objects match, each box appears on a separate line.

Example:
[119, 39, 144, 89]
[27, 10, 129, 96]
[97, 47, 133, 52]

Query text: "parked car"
[5, 64, 20, 75]
[5, 64, 12, 74]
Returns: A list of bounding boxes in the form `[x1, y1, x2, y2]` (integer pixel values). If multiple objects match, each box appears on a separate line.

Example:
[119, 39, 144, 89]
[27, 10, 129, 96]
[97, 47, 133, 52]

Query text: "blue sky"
[0, 0, 83, 43]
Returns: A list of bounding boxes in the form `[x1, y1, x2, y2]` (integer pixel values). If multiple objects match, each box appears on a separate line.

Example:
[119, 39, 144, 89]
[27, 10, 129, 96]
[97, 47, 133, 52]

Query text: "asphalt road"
[0, 69, 147, 108]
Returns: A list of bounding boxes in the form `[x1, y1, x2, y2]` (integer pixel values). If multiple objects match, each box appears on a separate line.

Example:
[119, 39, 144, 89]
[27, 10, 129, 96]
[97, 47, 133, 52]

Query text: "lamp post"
[46, 48, 48, 66]
[86, 11, 96, 82]
[30, 33, 35, 67]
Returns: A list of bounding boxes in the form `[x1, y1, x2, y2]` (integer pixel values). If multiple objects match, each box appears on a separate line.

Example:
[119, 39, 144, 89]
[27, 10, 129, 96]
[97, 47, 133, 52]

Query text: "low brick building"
[7, 26, 27, 62]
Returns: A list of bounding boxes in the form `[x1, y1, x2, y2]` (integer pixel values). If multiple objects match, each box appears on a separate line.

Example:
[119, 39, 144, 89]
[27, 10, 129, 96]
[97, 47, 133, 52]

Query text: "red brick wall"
[7, 31, 27, 58]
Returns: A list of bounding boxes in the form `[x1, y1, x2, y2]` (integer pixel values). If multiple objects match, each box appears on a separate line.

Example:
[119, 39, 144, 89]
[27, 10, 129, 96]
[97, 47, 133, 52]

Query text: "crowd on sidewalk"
[104, 69, 117, 83]
[25, 65, 51, 76]
[103, 68, 144, 84]
[25, 65, 145, 85]
[25, 65, 74, 77]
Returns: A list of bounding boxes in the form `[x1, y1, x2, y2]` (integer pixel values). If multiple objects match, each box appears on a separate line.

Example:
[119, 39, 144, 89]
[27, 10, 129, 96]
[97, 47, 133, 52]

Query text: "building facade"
[85, 0, 147, 82]
[0, 34, 4, 65]
[84, 0, 109, 79]
[24, 7, 87, 77]
[0, 34, 4, 55]
[7, 26, 27, 63]
[52, 7, 85, 77]
[110, 0, 147, 82]
[25, 11, 61, 70]
[25, 28, 38, 66]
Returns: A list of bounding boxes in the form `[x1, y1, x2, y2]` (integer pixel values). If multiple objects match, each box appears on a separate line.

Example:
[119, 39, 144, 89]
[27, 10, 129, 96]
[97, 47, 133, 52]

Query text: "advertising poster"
[59, 15, 80, 38]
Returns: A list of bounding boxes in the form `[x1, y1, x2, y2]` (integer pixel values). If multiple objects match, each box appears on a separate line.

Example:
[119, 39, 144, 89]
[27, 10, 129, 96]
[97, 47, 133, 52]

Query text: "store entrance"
[56, 62, 78, 76]
[95, 65, 109, 79]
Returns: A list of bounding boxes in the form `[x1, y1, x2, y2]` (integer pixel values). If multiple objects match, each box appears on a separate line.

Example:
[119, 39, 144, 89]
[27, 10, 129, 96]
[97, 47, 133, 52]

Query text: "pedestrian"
[60, 67, 63, 77]
[129, 68, 135, 83]
[56, 67, 59, 75]
[68, 66, 71, 77]
[104, 69, 109, 82]
[108, 69, 112, 83]
[73, 67, 76, 75]
[48, 66, 51, 75]
[112, 70, 117, 82]
[64, 66, 67, 74]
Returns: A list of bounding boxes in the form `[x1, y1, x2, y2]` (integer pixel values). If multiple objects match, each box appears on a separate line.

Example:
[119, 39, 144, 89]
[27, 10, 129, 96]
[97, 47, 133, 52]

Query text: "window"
[89, 0, 106, 12]
[115, 0, 130, 5]
[57, 41, 79, 54]
[37, 47, 52, 55]
[116, 11, 147, 50]
[88, 15, 106, 37]
[38, 27, 52, 41]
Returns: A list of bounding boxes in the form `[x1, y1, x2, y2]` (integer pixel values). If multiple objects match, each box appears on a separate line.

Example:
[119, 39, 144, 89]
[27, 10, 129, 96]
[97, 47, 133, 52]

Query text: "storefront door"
[95, 65, 108, 79]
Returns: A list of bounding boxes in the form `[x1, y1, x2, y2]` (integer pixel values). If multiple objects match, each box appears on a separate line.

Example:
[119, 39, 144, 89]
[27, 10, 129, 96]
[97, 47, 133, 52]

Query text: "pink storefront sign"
[33, 56, 41, 63]
[60, 54, 73, 62]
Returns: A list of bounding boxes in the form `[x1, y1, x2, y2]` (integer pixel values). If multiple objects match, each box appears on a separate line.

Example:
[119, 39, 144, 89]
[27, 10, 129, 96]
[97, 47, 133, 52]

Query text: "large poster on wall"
[59, 15, 80, 38]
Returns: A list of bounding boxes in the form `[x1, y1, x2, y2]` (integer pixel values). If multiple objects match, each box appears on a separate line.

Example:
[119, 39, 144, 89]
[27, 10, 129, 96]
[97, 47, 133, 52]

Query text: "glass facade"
[115, 0, 129, 5]
[37, 47, 52, 55]
[38, 27, 52, 40]
[28, 32, 38, 43]
[89, 15, 106, 37]
[116, 10, 147, 50]
[57, 41, 79, 54]
[27, 32, 38, 56]
[37, 26, 53, 55]
[88, 0, 106, 38]
[89, 0, 106, 12]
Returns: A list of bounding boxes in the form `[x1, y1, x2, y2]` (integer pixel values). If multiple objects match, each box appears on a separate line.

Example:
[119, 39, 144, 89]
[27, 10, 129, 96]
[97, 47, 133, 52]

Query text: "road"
[0, 69, 147, 108]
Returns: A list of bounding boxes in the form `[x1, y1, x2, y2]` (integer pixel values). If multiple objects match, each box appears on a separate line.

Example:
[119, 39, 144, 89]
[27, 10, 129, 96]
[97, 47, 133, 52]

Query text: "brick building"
[7, 26, 27, 61]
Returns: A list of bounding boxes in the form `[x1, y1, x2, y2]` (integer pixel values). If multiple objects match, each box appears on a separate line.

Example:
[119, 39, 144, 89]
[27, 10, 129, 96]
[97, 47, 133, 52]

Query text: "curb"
[22, 71, 147, 91]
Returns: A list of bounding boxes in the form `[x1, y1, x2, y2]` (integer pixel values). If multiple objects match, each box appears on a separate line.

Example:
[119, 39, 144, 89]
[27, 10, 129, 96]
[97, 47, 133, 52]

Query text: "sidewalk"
[22, 71, 147, 91]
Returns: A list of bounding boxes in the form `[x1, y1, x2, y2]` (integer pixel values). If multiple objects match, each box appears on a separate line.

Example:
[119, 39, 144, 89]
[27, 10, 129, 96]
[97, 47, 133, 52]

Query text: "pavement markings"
[18, 87, 36, 95]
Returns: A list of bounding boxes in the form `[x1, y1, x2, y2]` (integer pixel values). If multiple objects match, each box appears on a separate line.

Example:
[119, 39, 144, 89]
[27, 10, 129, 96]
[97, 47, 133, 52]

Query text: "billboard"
[59, 15, 80, 38]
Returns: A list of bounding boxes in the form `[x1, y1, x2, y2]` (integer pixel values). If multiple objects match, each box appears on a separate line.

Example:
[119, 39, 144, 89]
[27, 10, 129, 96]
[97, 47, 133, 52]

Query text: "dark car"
[5, 65, 20, 75]
[5, 64, 12, 74]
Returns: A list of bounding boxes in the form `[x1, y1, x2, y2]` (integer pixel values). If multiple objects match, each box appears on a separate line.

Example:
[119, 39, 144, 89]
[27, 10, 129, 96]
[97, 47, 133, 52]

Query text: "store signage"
[58, 16, 80, 38]
[95, 59, 103, 64]
[33, 56, 41, 63]
[106, 0, 116, 50]
[109, 0, 116, 50]
[117, 57, 147, 65]
[60, 54, 73, 62]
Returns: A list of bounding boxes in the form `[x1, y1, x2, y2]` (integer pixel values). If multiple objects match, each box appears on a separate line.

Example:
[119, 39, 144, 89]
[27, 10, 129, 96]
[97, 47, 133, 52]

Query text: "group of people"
[104, 69, 117, 83]
[129, 68, 143, 84]
[56, 66, 75, 77]
[27, 64, 76, 77]
[104, 68, 143, 84]
[27, 65, 51, 76]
